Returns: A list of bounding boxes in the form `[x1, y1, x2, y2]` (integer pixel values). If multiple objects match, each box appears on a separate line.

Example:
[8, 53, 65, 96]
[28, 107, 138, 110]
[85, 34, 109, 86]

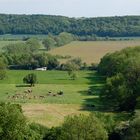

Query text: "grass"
[49, 41, 140, 64]
[0, 70, 104, 104]
[0, 70, 105, 127]
[0, 70, 104, 84]
[22, 104, 90, 127]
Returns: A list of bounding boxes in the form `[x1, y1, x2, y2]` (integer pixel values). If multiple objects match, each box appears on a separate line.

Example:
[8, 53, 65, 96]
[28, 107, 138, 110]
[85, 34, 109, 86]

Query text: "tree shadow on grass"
[16, 84, 31, 87]
[84, 71, 106, 85]
[79, 85, 102, 96]
[79, 71, 107, 112]
[80, 97, 110, 112]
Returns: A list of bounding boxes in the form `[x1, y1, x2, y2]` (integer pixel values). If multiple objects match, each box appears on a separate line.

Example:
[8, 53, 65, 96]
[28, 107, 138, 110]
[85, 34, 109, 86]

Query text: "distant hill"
[0, 14, 140, 37]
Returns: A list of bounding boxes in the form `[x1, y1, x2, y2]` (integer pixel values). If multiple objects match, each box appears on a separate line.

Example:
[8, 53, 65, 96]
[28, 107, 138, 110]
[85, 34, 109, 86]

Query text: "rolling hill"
[49, 41, 140, 64]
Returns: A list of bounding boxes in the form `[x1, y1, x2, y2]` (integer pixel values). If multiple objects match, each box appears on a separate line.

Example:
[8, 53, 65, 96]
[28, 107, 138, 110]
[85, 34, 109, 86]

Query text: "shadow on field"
[79, 71, 106, 112]
[85, 71, 106, 85]
[16, 84, 31, 87]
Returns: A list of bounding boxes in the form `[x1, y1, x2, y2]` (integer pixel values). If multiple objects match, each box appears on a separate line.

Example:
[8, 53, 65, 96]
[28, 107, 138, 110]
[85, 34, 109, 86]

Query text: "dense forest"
[0, 14, 140, 37]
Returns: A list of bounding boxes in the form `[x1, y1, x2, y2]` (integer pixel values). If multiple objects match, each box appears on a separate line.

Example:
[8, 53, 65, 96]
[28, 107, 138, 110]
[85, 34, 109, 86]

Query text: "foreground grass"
[22, 103, 90, 127]
[22, 103, 132, 128]
[49, 41, 140, 64]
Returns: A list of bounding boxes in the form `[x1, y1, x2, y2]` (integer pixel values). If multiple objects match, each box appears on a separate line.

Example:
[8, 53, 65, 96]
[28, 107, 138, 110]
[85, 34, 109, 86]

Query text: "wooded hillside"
[0, 14, 140, 37]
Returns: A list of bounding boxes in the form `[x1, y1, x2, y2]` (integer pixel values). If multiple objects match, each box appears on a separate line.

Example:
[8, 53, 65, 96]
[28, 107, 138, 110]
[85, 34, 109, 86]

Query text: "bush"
[23, 73, 37, 87]
[29, 123, 48, 139]
[59, 114, 108, 140]
[43, 127, 62, 140]
[122, 112, 140, 140]
[0, 103, 41, 140]
[57, 91, 64, 95]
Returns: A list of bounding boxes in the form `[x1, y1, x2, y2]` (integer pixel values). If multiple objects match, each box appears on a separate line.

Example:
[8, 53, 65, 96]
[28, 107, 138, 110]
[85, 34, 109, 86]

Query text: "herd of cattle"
[7, 89, 63, 100]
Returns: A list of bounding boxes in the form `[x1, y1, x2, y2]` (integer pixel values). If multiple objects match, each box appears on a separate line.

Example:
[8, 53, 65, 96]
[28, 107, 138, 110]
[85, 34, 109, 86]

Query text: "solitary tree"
[23, 73, 37, 87]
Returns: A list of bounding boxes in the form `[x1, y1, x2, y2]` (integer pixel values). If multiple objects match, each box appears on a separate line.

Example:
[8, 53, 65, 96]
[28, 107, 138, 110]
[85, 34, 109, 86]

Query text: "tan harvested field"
[22, 104, 89, 127]
[49, 41, 140, 64]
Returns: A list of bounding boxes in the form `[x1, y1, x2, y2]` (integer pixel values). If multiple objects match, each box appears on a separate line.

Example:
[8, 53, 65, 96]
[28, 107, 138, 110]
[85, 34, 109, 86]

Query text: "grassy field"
[0, 70, 104, 127]
[0, 70, 104, 104]
[49, 41, 140, 64]
[22, 104, 90, 127]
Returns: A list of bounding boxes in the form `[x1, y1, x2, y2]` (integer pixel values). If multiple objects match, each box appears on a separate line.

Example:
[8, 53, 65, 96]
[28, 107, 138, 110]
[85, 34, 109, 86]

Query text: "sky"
[0, 0, 140, 17]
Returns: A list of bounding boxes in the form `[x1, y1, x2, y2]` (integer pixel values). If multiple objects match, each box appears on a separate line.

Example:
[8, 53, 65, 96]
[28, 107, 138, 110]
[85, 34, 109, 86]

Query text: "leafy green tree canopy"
[59, 114, 108, 140]
[23, 73, 37, 86]
[0, 103, 42, 140]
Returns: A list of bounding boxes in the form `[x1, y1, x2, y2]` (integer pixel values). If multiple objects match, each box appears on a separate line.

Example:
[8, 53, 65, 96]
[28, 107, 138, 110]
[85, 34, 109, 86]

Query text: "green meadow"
[0, 70, 104, 105]
[0, 70, 106, 127]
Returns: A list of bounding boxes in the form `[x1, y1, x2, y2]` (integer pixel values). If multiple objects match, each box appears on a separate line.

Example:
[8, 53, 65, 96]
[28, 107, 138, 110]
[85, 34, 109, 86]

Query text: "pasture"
[0, 70, 104, 127]
[49, 41, 140, 64]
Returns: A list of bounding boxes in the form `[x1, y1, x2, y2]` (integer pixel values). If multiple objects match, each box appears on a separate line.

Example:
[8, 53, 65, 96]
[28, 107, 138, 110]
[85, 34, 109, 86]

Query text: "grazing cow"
[52, 94, 57, 97]
[33, 96, 37, 99]
[15, 93, 21, 96]
[28, 89, 32, 93]
[12, 95, 18, 100]
[28, 97, 32, 100]
[24, 90, 28, 93]
[39, 95, 45, 99]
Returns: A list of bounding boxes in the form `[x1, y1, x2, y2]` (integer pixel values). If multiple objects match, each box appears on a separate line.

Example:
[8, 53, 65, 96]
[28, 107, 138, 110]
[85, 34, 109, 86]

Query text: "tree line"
[0, 14, 140, 37]
[43, 32, 74, 51]
[0, 38, 59, 71]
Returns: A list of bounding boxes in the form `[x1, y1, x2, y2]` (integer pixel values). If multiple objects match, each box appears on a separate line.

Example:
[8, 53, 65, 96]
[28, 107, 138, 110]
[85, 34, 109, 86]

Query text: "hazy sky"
[0, 0, 140, 17]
